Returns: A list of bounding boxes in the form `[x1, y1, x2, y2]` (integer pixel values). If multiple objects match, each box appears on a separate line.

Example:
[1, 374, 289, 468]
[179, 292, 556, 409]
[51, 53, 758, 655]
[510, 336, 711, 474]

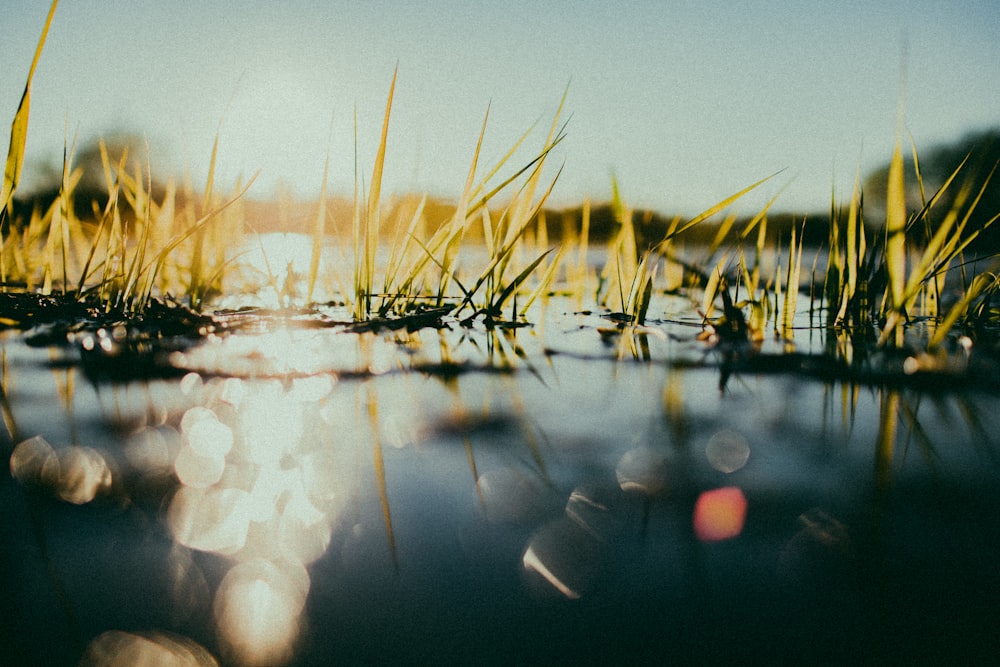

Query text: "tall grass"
[881, 139, 909, 346]
[0, 2, 257, 313]
[351, 69, 396, 320]
[4, 1, 998, 356]
[778, 221, 805, 341]
[347, 79, 568, 323]
[1, 0, 59, 283]
[2, 138, 254, 315]
[823, 136, 1000, 348]
[583, 138, 998, 355]
[1, 13, 565, 326]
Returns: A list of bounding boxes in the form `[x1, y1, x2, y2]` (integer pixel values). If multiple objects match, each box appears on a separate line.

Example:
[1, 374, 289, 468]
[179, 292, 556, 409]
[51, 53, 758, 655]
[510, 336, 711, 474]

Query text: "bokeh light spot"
[174, 443, 226, 489]
[705, 430, 750, 473]
[615, 447, 669, 496]
[693, 486, 748, 542]
[79, 629, 218, 667]
[56, 447, 113, 504]
[214, 559, 308, 667]
[168, 486, 253, 554]
[183, 409, 234, 459]
[522, 518, 602, 600]
[10, 435, 61, 488]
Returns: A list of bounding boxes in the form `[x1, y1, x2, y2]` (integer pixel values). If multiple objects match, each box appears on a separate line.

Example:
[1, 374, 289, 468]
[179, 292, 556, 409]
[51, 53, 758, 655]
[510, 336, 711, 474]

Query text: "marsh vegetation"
[4, 3, 1000, 665]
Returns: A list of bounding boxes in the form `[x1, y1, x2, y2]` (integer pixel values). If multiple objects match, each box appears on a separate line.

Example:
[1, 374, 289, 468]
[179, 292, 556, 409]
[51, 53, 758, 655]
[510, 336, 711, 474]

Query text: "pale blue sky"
[3, 1, 998, 215]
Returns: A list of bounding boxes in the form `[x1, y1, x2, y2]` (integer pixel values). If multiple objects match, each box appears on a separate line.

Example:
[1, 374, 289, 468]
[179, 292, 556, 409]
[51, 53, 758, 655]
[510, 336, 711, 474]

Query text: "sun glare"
[213, 559, 309, 667]
[158, 346, 352, 665]
[224, 232, 334, 309]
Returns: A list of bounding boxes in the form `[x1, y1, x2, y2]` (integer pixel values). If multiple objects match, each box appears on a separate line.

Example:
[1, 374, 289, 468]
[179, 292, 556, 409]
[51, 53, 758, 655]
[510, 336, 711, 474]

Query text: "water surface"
[3, 287, 1000, 665]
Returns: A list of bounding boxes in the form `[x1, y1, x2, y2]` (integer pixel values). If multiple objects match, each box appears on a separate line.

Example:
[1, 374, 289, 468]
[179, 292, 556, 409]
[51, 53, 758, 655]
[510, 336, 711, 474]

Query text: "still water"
[2, 237, 1000, 664]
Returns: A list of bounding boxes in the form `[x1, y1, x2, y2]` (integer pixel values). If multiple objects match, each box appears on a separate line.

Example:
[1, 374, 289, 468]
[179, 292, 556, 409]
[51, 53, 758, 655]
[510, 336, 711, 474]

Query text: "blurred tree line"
[12, 127, 999, 251]
[9, 133, 168, 225]
[546, 126, 1000, 251]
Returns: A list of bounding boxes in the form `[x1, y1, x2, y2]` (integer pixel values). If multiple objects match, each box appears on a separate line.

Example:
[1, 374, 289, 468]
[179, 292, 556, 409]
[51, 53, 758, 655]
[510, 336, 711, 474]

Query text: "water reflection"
[162, 370, 344, 664]
[3, 307, 1000, 663]
[522, 517, 603, 600]
[693, 486, 748, 542]
[79, 630, 218, 667]
[704, 429, 750, 473]
[10, 436, 113, 505]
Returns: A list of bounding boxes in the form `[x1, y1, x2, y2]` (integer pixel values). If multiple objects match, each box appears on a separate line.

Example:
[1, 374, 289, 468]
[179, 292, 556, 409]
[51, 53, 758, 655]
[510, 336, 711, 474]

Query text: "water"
[3, 262, 1000, 664]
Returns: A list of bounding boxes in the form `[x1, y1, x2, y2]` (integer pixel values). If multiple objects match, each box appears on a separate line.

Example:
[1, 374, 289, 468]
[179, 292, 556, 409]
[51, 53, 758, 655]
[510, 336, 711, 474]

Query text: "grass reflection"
[366, 381, 399, 573]
[875, 389, 900, 494]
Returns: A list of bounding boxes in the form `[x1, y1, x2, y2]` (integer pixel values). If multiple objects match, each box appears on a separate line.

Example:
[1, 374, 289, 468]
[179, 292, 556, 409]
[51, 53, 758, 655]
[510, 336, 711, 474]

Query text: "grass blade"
[653, 171, 781, 252]
[520, 247, 564, 316]
[929, 272, 1000, 349]
[307, 139, 332, 304]
[881, 138, 907, 345]
[490, 248, 554, 315]
[1, 0, 59, 217]
[1, 0, 59, 286]
[353, 67, 397, 319]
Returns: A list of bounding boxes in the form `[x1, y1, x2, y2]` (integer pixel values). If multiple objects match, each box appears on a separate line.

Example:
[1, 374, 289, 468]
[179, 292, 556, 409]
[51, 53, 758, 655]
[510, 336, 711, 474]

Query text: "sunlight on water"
[79, 629, 219, 667]
[213, 559, 310, 666]
[172, 325, 398, 378]
[10, 435, 113, 504]
[223, 232, 336, 309]
[156, 356, 349, 664]
[4, 281, 1000, 664]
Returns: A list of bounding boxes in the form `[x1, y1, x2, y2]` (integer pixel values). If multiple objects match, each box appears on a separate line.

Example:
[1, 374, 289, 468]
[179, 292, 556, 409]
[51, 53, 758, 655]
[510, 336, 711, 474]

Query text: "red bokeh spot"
[693, 486, 747, 542]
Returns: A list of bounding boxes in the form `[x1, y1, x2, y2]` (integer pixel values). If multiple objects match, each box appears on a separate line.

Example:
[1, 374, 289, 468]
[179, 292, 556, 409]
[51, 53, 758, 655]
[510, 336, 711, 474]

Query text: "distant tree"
[12, 132, 167, 223]
[73, 132, 159, 195]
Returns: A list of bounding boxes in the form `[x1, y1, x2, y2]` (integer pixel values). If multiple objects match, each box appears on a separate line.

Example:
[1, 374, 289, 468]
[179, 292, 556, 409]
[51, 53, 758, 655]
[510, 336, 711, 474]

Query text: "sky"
[2, 0, 998, 216]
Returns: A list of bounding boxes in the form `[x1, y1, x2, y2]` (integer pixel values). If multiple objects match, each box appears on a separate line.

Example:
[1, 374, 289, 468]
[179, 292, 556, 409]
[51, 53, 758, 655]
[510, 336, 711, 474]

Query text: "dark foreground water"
[2, 303, 1000, 665]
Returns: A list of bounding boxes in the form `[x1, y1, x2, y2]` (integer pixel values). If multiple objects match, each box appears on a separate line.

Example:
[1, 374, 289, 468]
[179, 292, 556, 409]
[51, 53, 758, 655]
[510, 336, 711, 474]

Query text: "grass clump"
[1, 1, 565, 338]
[4, 0, 1000, 389]
[348, 79, 568, 326]
[581, 133, 999, 364]
[823, 137, 1000, 349]
[0, 3, 254, 326]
